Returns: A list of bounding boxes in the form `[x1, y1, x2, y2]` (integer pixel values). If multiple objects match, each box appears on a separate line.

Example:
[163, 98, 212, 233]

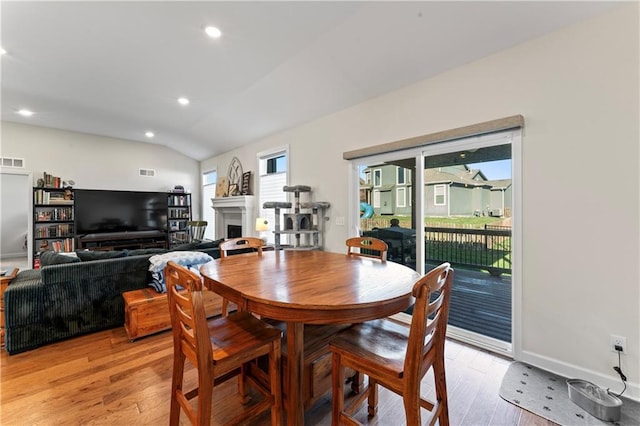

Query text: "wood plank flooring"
[1, 326, 556, 425]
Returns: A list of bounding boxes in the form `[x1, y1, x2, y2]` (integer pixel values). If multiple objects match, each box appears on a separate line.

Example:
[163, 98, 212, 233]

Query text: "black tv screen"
[75, 189, 168, 235]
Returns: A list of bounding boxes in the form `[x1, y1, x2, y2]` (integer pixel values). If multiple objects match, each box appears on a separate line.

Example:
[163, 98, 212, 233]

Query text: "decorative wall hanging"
[227, 157, 243, 196]
[216, 176, 229, 198]
[241, 171, 251, 195]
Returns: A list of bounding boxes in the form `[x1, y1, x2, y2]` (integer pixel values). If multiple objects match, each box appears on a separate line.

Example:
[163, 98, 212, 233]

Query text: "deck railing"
[424, 226, 512, 275]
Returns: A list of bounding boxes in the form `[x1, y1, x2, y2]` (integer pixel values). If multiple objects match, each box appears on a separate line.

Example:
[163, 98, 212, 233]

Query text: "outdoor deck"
[404, 263, 512, 343]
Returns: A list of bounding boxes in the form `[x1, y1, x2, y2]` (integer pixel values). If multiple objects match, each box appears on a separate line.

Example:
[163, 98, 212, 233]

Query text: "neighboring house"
[361, 164, 511, 217]
[362, 164, 413, 216]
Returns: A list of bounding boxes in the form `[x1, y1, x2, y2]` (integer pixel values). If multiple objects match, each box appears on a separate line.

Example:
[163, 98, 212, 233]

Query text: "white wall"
[0, 122, 201, 215]
[202, 5, 639, 399]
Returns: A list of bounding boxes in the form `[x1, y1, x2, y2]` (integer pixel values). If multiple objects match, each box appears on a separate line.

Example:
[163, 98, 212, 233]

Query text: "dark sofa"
[4, 244, 221, 354]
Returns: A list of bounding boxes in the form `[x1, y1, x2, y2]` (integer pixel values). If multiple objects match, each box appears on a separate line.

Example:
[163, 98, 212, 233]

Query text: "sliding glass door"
[353, 129, 519, 355]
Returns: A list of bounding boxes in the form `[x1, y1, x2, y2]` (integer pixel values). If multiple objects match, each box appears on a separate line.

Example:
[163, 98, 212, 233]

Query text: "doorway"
[1, 171, 32, 270]
[353, 129, 520, 355]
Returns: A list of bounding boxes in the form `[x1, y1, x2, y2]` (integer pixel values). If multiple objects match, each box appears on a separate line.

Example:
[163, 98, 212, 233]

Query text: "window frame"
[434, 184, 446, 206]
[396, 167, 406, 185]
[396, 187, 406, 208]
[373, 169, 382, 187]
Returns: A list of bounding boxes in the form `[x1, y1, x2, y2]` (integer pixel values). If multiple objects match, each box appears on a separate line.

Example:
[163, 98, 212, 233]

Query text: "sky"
[468, 159, 511, 180]
[360, 159, 512, 180]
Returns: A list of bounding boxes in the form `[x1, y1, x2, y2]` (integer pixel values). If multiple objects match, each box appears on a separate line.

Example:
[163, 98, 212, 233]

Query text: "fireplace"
[210, 196, 256, 239]
[227, 225, 242, 239]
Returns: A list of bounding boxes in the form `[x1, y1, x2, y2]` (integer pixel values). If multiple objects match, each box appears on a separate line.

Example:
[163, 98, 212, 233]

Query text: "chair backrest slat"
[187, 221, 208, 242]
[405, 263, 453, 388]
[345, 237, 388, 261]
[165, 261, 212, 370]
[219, 237, 264, 258]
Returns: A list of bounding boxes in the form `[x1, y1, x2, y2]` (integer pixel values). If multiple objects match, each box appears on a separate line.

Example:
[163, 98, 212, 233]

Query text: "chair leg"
[238, 364, 249, 403]
[269, 339, 283, 426]
[349, 371, 363, 394]
[332, 352, 345, 426]
[367, 379, 378, 417]
[197, 362, 214, 426]
[169, 352, 185, 426]
[433, 356, 450, 426]
[221, 299, 229, 317]
[402, 391, 421, 426]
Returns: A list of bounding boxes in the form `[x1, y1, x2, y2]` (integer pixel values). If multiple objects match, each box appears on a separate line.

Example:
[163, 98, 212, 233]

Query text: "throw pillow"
[39, 251, 81, 266]
[75, 249, 128, 261]
[147, 251, 213, 293]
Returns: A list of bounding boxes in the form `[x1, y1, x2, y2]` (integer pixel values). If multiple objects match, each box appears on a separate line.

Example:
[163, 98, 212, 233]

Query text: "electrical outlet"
[610, 334, 626, 354]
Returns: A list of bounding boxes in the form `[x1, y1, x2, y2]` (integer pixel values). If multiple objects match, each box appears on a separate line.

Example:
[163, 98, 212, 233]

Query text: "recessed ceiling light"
[145, 131, 155, 138]
[205, 26, 222, 39]
[17, 109, 34, 117]
[177, 97, 190, 106]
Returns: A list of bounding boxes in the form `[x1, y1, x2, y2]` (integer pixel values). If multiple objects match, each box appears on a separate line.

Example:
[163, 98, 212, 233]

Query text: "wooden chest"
[123, 287, 223, 341]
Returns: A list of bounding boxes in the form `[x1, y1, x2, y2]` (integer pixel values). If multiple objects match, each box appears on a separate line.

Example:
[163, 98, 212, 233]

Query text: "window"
[396, 187, 406, 207]
[258, 146, 289, 245]
[372, 190, 380, 208]
[396, 167, 406, 185]
[202, 170, 217, 240]
[364, 170, 371, 184]
[373, 169, 382, 187]
[434, 184, 446, 206]
[267, 155, 286, 174]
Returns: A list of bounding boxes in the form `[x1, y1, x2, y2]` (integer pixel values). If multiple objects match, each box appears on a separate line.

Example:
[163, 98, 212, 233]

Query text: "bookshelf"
[167, 193, 192, 248]
[33, 187, 76, 268]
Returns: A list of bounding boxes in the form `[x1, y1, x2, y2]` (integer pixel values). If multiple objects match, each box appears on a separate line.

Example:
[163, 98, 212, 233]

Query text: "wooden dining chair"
[218, 237, 264, 316]
[346, 236, 388, 261]
[187, 220, 207, 242]
[164, 261, 282, 426]
[329, 262, 454, 426]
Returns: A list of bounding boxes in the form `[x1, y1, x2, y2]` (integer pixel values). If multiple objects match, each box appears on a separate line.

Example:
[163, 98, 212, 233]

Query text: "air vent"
[0, 157, 25, 168]
[139, 168, 156, 177]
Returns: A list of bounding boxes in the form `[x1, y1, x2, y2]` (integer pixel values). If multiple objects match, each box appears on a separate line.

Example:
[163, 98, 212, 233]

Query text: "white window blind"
[202, 171, 217, 240]
[258, 147, 288, 245]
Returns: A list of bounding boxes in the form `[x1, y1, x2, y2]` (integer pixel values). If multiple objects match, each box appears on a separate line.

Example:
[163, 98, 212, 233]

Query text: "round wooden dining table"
[200, 249, 421, 426]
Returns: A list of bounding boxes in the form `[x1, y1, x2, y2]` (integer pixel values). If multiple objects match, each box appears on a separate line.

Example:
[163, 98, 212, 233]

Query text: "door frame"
[349, 128, 522, 358]
[0, 169, 33, 268]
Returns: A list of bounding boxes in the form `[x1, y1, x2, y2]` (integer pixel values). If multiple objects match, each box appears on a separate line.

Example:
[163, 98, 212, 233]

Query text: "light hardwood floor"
[1, 326, 555, 425]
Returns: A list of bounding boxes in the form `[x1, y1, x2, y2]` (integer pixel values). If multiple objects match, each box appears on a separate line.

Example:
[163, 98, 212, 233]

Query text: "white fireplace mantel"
[210, 195, 256, 239]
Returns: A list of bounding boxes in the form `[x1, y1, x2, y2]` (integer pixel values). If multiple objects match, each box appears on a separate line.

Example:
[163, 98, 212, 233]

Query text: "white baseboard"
[520, 350, 639, 402]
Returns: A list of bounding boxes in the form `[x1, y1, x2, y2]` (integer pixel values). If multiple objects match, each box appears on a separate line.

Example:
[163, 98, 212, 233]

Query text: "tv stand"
[78, 231, 167, 251]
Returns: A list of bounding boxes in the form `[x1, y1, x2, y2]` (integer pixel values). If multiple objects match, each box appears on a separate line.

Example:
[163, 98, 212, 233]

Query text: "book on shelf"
[34, 189, 74, 205]
[48, 238, 75, 253]
[43, 172, 62, 189]
[36, 211, 53, 221]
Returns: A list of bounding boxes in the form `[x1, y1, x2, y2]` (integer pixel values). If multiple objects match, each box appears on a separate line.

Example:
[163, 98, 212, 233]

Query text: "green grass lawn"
[424, 216, 505, 227]
[361, 215, 507, 230]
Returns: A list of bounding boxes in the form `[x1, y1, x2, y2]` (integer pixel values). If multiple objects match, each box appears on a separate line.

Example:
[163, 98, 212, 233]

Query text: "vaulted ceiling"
[1, 2, 616, 160]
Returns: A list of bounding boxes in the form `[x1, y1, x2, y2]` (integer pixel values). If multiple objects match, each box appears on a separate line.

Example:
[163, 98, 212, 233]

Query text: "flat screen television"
[75, 189, 168, 236]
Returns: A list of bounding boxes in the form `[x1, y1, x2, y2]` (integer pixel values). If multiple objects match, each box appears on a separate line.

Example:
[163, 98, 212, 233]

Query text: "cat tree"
[262, 185, 329, 250]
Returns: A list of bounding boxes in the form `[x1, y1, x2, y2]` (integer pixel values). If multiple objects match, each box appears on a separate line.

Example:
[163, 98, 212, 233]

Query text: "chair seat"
[209, 312, 282, 368]
[329, 262, 454, 426]
[330, 319, 411, 379]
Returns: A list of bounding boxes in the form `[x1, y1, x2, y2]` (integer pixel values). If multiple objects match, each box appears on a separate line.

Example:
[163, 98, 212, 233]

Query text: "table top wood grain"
[200, 250, 421, 324]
